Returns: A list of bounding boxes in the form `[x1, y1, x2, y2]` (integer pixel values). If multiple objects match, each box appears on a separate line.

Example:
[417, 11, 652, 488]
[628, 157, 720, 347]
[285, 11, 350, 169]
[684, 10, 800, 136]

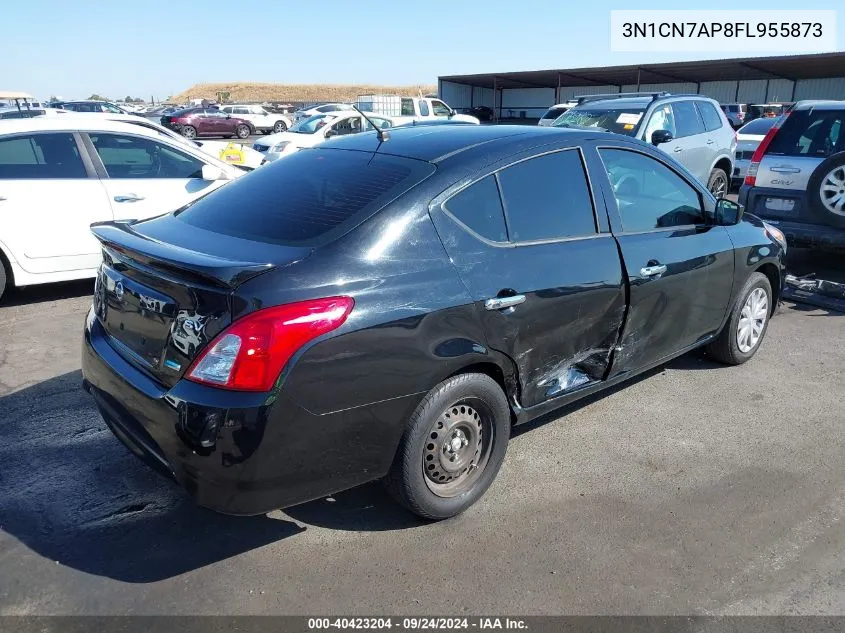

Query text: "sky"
[3, 0, 844, 100]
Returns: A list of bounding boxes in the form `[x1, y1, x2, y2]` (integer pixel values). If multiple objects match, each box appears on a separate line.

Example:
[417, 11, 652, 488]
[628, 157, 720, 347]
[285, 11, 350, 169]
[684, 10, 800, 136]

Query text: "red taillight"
[744, 114, 788, 186]
[186, 297, 354, 392]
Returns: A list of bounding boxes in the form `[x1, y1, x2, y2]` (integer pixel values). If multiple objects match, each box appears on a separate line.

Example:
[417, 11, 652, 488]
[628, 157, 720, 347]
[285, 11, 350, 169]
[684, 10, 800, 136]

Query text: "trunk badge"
[114, 281, 125, 301]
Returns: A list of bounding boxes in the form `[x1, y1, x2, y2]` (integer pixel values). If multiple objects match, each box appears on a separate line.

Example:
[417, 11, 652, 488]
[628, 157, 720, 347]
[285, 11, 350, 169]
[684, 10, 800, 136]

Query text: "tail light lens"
[186, 297, 354, 392]
[744, 114, 788, 186]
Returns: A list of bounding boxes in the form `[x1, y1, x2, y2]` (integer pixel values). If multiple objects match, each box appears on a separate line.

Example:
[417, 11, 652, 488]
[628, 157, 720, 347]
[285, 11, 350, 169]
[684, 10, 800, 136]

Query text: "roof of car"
[0, 116, 183, 137]
[319, 124, 594, 163]
[792, 100, 845, 111]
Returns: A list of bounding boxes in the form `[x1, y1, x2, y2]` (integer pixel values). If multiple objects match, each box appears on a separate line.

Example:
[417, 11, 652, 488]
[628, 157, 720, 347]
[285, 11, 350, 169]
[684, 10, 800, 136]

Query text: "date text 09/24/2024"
[307, 618, 528, 630]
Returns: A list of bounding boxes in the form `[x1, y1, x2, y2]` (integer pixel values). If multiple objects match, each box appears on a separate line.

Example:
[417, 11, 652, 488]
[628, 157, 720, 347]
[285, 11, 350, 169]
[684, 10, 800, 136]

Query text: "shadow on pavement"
[1, 279, 92, 307]
[0, 371, 303, 584]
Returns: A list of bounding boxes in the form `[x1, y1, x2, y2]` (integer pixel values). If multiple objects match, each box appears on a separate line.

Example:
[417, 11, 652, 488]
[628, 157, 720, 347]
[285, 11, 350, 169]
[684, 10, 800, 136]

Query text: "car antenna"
[352, 105, 390, 143]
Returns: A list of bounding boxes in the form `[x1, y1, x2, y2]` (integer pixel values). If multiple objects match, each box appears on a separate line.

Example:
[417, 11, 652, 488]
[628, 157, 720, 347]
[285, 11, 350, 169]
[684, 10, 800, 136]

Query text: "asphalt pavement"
[0, 274, 843, 615]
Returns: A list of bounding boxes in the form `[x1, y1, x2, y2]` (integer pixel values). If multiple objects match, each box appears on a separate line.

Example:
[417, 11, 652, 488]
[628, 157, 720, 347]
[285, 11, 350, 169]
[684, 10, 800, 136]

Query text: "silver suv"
[553, 92, 736, 196]
[738, 100, 845, 249]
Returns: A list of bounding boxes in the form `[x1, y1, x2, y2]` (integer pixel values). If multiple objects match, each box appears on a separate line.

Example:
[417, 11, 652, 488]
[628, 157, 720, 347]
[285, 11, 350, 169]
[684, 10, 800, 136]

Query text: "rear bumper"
[81, 308, 420, 515]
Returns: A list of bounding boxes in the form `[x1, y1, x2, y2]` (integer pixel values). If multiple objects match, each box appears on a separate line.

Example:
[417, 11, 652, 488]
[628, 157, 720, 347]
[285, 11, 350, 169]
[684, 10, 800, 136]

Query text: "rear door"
[84, 132, 225, 221]
[592, 144, 735, 374]
[429, 147, 627, 408]
[0, 131, 111, 274]
[666, 100, 710, 184]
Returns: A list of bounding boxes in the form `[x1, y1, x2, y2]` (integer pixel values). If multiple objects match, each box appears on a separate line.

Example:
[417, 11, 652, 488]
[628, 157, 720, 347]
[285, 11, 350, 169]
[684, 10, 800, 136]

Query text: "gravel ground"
[0, 277, 843, 615]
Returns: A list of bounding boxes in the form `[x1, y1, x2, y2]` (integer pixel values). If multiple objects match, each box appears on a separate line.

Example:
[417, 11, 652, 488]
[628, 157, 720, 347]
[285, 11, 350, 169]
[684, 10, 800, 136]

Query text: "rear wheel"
[807, 152, 845, 229]
[0, 259, 7, 303]
[181, 125, 197, 139]
[707, 168, 729, 198]
[235, 125, 251, 139]
[273, 120, 287, 133]
[384, 373, 510, 520]
[705, 272, 772, 365]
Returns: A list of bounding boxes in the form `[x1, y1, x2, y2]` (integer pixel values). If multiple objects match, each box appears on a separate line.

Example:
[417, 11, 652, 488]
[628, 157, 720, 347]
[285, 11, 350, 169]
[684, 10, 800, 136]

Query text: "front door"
[591, 145, 735, 375]
[85, 132, 225, 222]
[0, 132, 111, 274]
[429, 148, 627, 408]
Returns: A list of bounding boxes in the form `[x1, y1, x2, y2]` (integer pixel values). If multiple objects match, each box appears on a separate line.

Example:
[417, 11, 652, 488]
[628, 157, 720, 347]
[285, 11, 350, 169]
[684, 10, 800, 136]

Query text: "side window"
[419, 100, 430, 116]
[330, 117, 361, 136]
[497, 149, 597, 242]
[443, 176, 508, 242]
[642, 105, 676, 140]
[696, 101, 724, 133]
[234, 107, 249, 115]
[102, 103, 122, 113]
[220, 107, 232, 114]
[400, 98, 415, 116]
[673, 101, 706, 137]
[599, 148, 704, 231]
[0, 133, 87, 179]
[90, 133, 205, 179]
[431, 100, 452, 117]
[364, 117, 393, 131]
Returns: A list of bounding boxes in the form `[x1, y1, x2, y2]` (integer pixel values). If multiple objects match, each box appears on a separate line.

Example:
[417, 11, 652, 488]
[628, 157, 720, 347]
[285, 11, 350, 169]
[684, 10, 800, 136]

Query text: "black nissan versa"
[81, 124, 786, 520]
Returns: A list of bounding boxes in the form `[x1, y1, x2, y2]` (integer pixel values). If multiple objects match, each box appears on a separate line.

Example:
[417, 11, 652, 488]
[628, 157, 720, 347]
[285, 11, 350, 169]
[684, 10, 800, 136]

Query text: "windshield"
[289, 114, 335, 134]
[553, 106, 646, 134]
[541, 106, 570, 120]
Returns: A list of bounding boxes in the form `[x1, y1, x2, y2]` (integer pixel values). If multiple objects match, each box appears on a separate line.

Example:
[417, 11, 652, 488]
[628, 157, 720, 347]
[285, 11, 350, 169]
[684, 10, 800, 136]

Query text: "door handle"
[114, 195, 145, 203]
[706, 139, 715, 145]
[770, 166, 801, 174]
[485, 295, 526, 311]
[640, 264, 668, 277]
[673, 147, 683, 153]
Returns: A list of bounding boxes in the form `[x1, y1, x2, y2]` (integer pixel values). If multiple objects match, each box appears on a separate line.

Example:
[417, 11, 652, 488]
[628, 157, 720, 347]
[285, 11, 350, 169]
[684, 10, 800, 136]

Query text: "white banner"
[610, 10, 837, 52]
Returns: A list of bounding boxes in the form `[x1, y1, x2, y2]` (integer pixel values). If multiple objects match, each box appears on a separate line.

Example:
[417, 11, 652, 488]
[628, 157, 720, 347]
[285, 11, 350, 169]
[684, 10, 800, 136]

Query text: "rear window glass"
[673, 101, 705, 137]
[738, 117, 779, 135]
[541, 106, 569, 120]
[175, 150, 435, 245]
[767, 109, 845, 157]
[695, 101, 723, 133]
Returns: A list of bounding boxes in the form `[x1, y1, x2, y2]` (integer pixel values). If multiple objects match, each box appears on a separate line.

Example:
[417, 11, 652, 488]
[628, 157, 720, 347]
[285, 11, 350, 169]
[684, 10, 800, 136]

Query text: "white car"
[537, 102, 578, 127]
[293, 103, 354, 124]
[54, 112, 266, 170]
[0, 117, 245, 299]
[252, 111, 394, 162]
[218, 104, 293, 134]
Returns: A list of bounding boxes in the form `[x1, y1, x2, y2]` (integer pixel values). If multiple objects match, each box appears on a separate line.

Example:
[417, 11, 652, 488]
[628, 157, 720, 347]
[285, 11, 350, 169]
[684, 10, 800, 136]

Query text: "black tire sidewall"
[0, 262, 7, 302]
[806, 152, 845, 229]
[707, 168, 729, 197]
[725, 273, 773, 363]
[396, 374, 510, 519]
[274, 121, 287, 133]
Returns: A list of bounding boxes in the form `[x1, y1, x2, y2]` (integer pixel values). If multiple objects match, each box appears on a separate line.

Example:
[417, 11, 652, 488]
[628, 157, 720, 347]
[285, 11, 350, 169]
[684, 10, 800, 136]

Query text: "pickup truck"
[355, 94, 480, 125]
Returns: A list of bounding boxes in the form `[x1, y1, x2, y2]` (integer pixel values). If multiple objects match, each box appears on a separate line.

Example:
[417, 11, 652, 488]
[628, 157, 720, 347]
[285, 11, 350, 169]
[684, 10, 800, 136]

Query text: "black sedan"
[81, 125, 786, 520]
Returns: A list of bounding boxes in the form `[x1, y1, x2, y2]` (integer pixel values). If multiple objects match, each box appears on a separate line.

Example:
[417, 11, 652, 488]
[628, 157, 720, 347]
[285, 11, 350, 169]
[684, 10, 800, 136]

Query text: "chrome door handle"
[640, 264, 668, 277]
[770, 166, 801, 173]
[706, 139, 715, 145]
[114, 195, 145, 203]
[485, 295, 526, 311]
[673, 147, 683, 153]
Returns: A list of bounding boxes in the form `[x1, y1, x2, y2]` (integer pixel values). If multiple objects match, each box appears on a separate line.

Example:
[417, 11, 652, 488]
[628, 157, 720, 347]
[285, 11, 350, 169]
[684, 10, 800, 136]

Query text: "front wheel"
[705, 272, 773, 365]
[384, 373, 510, 520]
[235, 124, 251, 139]
[707, 167, 729, 198]
[273, 120, 288, 133]
[181, 125, 197, 139]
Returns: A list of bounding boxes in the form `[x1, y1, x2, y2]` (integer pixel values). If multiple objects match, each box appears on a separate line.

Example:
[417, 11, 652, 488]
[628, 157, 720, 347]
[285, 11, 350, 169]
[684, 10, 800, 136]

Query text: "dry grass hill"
[172, 82, 438, 104]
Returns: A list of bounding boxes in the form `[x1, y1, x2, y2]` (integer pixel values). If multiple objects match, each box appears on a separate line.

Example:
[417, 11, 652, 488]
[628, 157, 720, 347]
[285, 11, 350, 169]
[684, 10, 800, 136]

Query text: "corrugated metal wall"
[699, 81, 738, 103]
[766, 79, 794, 102]
[472, 86, 494, 107]
[794, 77, 845, 100]
[500, 88, 556, 117]
[736, 80, 767, 104]
[620, 82, 698, 94]
[558, 85, 619, 100]
[439, 80, 473, 109]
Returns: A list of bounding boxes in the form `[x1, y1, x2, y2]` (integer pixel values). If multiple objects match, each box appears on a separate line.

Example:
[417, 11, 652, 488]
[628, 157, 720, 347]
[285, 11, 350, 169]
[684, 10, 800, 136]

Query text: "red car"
[161, 107, 254, 139]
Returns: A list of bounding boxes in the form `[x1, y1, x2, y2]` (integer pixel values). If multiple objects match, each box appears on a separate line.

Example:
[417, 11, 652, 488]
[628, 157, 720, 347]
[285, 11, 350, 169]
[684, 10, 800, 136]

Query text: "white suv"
[0, 118, 244, 299]
[218, 105, 292, 134]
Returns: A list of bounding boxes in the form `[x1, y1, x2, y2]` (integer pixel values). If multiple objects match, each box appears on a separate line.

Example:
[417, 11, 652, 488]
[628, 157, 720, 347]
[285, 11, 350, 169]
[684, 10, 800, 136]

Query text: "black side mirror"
[715, 198, 744, 226]
[324, 129, 336, 138]
[651, 129, 673, 145]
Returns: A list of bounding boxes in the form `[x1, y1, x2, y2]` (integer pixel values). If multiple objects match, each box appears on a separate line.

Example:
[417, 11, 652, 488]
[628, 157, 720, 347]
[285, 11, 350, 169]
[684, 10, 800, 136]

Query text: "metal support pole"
[636, 68, 641, 92]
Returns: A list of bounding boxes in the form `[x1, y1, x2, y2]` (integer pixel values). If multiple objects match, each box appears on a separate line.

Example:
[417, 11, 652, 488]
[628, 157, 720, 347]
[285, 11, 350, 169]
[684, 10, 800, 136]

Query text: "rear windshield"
[738, 117, 780, 135]
[541, 106, 569, 120]
[766, 109, 845, 157]
[175, 149, 435, 245]
[553, 106, 646, 135]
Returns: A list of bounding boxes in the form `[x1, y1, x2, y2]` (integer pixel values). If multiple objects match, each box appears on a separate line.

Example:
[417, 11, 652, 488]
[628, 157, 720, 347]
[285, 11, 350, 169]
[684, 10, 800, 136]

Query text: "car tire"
[273, 120, 288, 133]
[806, 152, 845, 229]
[235, 125, 251, 139]
[181, 125, 197, 139]
[0, 259, 7, 303]
[706, 167, 729, 198]
[705, 272, 773, 365]
[384, 372, 510, 520]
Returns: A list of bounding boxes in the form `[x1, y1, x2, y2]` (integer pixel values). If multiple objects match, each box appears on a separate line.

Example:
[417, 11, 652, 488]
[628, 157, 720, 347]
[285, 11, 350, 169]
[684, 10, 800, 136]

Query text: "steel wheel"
[273, 120, 287, 133]
[820, 166, 845, 216]
[236, 125, 250, 139]
[736, 287, 768, 353]
[181, 126, 197, 139]
[422, 401, 492, 498]
[709, 172, 728, 197]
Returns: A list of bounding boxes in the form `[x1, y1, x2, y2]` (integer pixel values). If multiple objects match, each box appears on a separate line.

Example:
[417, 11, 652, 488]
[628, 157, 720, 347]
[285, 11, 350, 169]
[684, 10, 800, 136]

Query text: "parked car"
[218, 104, 293, 134]
[537, 102, 578, 127]
[58, 112, 266, 170]
[55, 100, 140, 115]
[732, 116, 781, 186]
[162, 107, 254, 139]
[355, 95, 480, 125]
[293, 103, 354, 124]
[81, 124, 785, 521]
[0, 117, 245, 299]
[466, 105, 495, 122]
[739, 100, 845, 249]
[251, 110, 394, 162]
[745, 103, 788, 123]
[553, 92, 735, 196]
[720, 103, 747, 128]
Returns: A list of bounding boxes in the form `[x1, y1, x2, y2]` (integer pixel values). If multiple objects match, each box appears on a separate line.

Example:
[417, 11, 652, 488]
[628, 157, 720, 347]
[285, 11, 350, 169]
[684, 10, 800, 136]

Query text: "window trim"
[666, 98, 707, 139]
[438, 146, 603, 248]
[595, 144, 708, 235]
[0, 130, 98, 179]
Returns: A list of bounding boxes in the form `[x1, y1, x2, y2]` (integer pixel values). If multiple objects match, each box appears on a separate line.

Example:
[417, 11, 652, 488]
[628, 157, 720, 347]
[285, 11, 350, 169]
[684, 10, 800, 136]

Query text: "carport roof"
[439, 52, 845, 90]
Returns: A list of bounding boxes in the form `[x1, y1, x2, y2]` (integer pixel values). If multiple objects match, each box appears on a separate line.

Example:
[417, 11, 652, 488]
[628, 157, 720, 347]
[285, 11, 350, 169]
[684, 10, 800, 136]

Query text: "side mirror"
[201, 164, 228, 181]
[715, 198, 743, 226]
[324, 129, 337, 138]
[651, 129, 673, 145]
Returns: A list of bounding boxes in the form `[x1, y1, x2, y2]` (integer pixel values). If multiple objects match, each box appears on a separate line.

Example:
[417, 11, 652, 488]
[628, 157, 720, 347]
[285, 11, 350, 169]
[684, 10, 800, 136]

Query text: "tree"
[88, 94, 108, 101]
